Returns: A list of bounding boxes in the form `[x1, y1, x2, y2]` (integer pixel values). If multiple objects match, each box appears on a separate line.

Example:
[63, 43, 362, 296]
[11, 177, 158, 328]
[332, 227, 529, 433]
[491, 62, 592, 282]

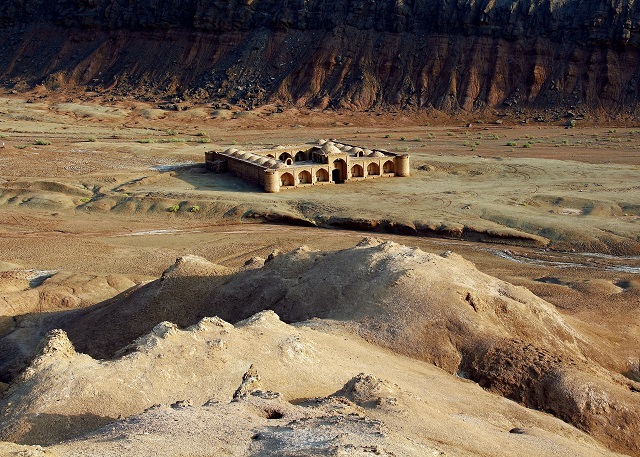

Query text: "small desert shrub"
[400, 136, 406, 141]
[0, 134, 6, 139]
[198, 137, 210, 143]
[79, 197, 90, 203]
[447, 132, 454, 136]
[166, 129, 178, 136]
[170, 137, 186, 143]
[14, 145, 27, 149]
[522, 143, 532, 148]
[34, 139, 51, 145]
[138, 138, 155, 144]
[506, 141, 517, 147]
[413, 137, 422, 142]
[384, 134, 391, 138]
[87, 136, 96, 142]
[189, 205, 200, 212]
[196, 131, 207, 137]
[167, 204, 180, 213]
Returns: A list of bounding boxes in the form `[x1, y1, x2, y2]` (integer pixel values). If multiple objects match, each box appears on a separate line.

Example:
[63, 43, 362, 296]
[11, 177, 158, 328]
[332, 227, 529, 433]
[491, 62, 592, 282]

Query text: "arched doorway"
[316, 168, 329, 182]
[298, 170, 312, 184]
[279, 152, 293, 162]
[332, 159, 347, 183]
[351, 164, 364, 177]
[280, 172, 294, 187]
[295, 151, 307, 162]
[367, 162, 380, 175]
[383, 160, 395, 173]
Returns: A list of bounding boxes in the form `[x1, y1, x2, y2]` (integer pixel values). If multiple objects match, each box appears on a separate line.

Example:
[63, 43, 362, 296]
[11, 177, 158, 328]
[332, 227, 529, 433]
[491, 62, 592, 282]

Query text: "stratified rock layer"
[1, 0, 640, 116]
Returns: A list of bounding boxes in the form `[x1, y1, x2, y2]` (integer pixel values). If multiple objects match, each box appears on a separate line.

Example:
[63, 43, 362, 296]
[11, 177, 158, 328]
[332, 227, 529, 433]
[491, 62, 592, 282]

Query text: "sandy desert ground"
[0, 92, 639, 456]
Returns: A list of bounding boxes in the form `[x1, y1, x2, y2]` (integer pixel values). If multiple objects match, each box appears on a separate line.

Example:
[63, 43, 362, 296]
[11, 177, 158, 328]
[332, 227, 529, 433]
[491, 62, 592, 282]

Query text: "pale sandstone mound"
[2, 241, 579, 368]
[0, 241, 638, 454]
[0, 269, 149, 383]
[0, 269, 144, 317]
[0, 312, 622, 457]
[0, 254, 234, 379]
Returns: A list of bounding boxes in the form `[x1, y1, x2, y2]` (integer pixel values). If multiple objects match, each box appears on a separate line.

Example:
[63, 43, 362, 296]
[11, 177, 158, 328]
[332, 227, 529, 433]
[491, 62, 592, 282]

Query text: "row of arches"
[348, 163, 389, 177]
[281, 169, 330, 186]
[279, 160, 395, 188]
[277, 151, 309, 165]
[334, 159, 395, 180]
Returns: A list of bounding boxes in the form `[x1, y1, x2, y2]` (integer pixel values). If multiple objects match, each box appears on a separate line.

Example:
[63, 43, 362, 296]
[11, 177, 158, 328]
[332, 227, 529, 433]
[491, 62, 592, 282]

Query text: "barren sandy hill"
[0, 240, 638, 455]
[0, 268, 148, 317]
[0, 311, 628, 457]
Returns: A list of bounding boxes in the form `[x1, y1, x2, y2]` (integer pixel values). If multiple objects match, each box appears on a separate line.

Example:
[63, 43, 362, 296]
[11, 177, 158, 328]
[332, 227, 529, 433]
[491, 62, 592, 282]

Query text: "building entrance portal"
[332, 169, 341, 182]
[332, 159, 347, 183]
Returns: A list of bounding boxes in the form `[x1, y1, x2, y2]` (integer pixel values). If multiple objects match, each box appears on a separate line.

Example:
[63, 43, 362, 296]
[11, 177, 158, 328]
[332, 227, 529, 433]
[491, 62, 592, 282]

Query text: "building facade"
[205, 139, 410, 193]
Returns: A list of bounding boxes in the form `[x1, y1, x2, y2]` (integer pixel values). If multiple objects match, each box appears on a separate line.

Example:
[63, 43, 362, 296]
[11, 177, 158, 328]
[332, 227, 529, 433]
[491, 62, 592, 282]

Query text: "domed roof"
[352, 147, 363, 154]
[334, 143, 344, 149]
[368, 150, 386, 158]
[363, 149, 373, 155]
[239, 152, 253, 160]
[341, 146, 353, 152]
[317, 139, 327, 145]
[321, 142, 342, 155]
[254, 157, 270, 165]
[224, 147, 239, 155]
[265, 160, 278, 167]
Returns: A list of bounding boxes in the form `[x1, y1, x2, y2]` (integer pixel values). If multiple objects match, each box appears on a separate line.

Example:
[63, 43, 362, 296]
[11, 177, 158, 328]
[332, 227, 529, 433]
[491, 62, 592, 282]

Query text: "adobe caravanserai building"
[204, 139, 410, 192]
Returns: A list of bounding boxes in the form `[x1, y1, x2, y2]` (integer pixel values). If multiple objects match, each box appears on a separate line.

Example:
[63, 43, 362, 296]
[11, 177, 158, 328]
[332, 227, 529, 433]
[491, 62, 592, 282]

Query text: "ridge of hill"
[0, 240, 638, 454]
[2, 0, 640, 116]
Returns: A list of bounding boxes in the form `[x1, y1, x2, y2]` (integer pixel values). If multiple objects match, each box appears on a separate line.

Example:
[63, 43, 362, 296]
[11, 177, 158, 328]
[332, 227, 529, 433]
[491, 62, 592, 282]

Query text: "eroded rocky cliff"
[1, 0, 640, 115]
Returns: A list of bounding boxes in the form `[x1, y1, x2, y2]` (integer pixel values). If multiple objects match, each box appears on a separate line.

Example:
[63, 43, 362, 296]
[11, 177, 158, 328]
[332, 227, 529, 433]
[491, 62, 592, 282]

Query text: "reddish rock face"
[1, 0, 640, 116]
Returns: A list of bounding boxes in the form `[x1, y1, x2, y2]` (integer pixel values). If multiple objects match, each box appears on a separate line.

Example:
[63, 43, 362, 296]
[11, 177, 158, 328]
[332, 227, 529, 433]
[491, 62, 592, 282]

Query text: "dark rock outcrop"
[1, 0, 640, 115]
